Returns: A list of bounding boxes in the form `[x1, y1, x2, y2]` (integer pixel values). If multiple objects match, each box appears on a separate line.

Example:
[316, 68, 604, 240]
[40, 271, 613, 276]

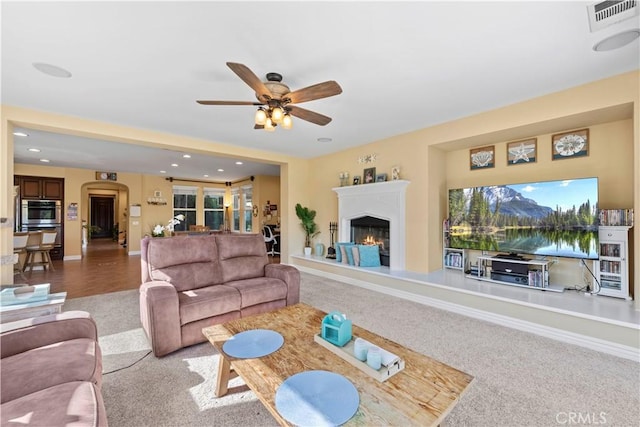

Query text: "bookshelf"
[443, 219, 465, 271]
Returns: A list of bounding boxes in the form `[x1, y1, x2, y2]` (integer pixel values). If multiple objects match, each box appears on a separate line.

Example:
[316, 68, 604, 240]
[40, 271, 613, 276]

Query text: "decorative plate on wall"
[552, 129, 589, 160]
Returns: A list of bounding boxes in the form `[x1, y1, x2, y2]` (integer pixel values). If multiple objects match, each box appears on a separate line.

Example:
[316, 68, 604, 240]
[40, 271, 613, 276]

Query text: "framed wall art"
[552, 129, 589, 160]
[470, 146, 495, 170]
[507, 138, 537, 165]
[353, 176, 361, 185]
[363, 167, 376, 184]
[376, 173, 387, 182]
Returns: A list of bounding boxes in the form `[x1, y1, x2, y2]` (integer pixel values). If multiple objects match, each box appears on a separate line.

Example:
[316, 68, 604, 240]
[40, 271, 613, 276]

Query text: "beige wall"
[306, 71, 639, 300]
[2, 71, 638, 300]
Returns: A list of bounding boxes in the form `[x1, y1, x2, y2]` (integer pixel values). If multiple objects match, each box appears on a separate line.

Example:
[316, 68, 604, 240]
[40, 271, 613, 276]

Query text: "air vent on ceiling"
[588, 0, 639, 32]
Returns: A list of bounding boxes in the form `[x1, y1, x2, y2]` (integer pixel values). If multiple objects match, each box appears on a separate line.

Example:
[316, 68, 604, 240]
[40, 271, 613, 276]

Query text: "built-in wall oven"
[21, 200, 62, 225]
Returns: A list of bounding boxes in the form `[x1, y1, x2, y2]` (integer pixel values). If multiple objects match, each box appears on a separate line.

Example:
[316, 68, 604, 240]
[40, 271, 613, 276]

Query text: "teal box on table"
[321, 311, 352, 347]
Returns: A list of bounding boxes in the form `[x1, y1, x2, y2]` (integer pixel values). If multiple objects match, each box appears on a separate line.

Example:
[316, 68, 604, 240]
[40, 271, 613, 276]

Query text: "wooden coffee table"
[202, 303, 474, 426]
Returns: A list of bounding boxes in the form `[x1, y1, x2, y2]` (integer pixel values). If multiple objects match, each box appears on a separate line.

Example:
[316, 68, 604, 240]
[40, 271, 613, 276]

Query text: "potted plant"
[295, 203, 320, 256]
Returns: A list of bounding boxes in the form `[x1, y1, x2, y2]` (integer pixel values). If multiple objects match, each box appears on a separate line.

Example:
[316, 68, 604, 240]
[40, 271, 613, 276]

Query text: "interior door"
[90, 196, 114, 239]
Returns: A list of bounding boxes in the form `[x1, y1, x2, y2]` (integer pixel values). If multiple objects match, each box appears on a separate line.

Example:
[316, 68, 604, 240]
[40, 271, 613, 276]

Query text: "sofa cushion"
[1, 338, 101, 404]
[1, 381, 107, 427]
[226, 277, 288, 308]
[147, 235, 223, 291]
[216, 234, 269, 282]
[178, 285, 241, 325]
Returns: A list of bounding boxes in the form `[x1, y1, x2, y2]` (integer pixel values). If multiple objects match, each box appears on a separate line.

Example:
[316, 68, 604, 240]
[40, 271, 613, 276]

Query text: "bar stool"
[13, 232, 29, 281]
[24, 230, 57, 274]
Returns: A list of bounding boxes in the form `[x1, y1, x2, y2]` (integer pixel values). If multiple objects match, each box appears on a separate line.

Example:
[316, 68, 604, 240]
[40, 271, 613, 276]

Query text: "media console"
[467, 255, 564, 293]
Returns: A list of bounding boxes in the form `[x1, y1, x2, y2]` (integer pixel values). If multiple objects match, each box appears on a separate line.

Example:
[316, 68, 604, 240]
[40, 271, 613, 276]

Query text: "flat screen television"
[447, 177, 599, 259]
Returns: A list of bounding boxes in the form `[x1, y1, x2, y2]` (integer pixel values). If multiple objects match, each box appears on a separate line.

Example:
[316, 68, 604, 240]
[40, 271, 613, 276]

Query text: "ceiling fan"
[197, 62, 342, 131]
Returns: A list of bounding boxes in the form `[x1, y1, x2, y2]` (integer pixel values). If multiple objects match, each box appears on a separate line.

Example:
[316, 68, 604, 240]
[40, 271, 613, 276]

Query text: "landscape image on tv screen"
[448, 177, 599, 259]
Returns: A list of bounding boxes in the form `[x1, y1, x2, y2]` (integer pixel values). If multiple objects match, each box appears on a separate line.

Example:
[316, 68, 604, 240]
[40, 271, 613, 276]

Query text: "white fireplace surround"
[333, 180, 409, 270]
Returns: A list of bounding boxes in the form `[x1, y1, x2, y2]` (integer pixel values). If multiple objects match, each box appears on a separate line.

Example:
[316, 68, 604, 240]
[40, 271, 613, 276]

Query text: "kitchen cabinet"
[16, 176, 64, 199]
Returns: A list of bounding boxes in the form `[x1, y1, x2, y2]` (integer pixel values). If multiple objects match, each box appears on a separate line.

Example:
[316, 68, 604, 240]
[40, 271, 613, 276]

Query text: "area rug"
[65, 272, 640, 427]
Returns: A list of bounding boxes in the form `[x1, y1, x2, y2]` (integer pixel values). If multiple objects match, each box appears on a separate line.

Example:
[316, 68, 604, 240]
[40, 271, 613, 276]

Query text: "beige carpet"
[64, 272, 640, 427]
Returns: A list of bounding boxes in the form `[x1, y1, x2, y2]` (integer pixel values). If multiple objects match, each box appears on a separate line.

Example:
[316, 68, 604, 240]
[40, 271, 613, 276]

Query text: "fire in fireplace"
[350, 216, 390, 266]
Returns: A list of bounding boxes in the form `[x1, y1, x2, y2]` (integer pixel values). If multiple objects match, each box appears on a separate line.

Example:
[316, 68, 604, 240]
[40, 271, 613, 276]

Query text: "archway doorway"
[82, 182, 129, 257]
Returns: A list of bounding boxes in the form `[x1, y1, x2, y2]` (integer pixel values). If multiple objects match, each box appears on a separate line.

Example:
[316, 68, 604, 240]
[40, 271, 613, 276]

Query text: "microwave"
[21, 199, 62, 225]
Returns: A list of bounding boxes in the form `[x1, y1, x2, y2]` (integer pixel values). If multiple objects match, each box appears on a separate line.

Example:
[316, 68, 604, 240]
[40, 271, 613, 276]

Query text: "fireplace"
[333, 180, 409, 270]
[350, 216, 390, 266]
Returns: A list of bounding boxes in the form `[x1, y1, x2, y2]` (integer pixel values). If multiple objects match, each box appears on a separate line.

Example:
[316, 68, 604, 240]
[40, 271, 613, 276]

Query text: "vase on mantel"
[304, 247, 312, 257]
[315, 243, 324, 256]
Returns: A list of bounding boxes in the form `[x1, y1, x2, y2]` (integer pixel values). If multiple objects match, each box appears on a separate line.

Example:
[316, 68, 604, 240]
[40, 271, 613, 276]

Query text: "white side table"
[0, 292, 67, 324]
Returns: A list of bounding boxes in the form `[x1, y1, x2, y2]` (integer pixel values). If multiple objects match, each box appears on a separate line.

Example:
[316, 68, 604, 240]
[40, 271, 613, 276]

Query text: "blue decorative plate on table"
[222, 329, 284, 358]
[275, 370, 360, 426]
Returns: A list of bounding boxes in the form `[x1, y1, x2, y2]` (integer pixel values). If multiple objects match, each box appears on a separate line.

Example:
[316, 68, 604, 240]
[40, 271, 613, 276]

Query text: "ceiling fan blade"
[287, 106, 332, 126]
[226, 62, 273, 102]
[197, 100, 263, 106]
[284, 81, 342, 104]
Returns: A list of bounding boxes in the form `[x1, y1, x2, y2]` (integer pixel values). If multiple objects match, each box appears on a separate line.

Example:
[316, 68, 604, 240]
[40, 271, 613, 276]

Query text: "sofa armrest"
[1, 311, 97, 359]
[139, 281, 182, 357]
[265, 264, 300, 305]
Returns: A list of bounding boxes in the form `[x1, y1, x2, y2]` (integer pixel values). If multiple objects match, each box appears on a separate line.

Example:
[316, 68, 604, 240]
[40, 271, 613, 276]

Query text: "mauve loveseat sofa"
[0, 311, 108, 426]
[140, 233, 300, 357]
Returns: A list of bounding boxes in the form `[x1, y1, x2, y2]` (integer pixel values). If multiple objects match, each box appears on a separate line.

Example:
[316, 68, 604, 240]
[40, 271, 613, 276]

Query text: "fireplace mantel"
[333, 180, 409, 270]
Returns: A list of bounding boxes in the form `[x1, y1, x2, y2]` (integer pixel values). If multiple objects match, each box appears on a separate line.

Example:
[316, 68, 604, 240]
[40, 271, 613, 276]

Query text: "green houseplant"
[295, 203, 320, 255]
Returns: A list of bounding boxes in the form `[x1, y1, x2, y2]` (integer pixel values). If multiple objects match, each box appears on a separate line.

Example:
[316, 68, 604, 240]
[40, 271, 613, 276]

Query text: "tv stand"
[468, 255, 564, 293]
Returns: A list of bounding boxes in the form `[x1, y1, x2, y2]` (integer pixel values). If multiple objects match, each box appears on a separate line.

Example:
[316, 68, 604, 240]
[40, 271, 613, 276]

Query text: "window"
[204, 188, 225, 231]
[230, 185, 253, 232]
[231, 189, 240, 232]
[172, 186, 197, 232]
[243, 185, 253, 232]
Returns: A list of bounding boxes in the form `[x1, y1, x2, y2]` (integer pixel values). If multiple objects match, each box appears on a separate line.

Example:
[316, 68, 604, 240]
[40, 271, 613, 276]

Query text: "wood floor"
[16, 238, 280, 299]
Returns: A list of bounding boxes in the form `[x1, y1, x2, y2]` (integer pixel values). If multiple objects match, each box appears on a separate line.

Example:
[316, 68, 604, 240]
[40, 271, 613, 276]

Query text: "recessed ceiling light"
[218, 168, 224, 172]
[28, 148, 41, 152]
[183, 154, 191, 158]
[32, 62, 72, 78]
[317, 137, 332, 143]
[593, 29, 640, 52]
[203, 174, 209, 178]
[160, 170, 167, 174]
[171, 163, 178, 167]
[13, 132, 28, 137]
[40, 159, 50, 163]
[235, 161, 243, 165]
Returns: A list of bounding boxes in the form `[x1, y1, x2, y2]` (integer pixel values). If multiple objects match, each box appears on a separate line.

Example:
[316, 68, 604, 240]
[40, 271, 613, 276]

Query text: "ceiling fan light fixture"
[282, 114, 293, 130]
[271, 106, 284, 124]
[264, 118, 275, 132]
[255, 108, 267, 125]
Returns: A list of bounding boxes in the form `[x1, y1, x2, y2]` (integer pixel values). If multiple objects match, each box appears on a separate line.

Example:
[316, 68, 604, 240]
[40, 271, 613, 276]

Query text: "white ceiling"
[2, 1, 639, 182]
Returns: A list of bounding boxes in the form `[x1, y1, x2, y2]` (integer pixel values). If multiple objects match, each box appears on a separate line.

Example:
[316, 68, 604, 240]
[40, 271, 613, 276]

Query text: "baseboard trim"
[128, 251, 141, 256]
[296, 265, 640, 362]
[63, 255, 81, 261]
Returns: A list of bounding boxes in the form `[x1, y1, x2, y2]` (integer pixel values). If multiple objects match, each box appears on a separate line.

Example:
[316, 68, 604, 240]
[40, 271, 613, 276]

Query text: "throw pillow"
[335, 242, 351, 263]
[358, 244, 381, 267]
[351, 246, 360, 266]
[345, 244, 356, 265]
[340, 245, 350, 264]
